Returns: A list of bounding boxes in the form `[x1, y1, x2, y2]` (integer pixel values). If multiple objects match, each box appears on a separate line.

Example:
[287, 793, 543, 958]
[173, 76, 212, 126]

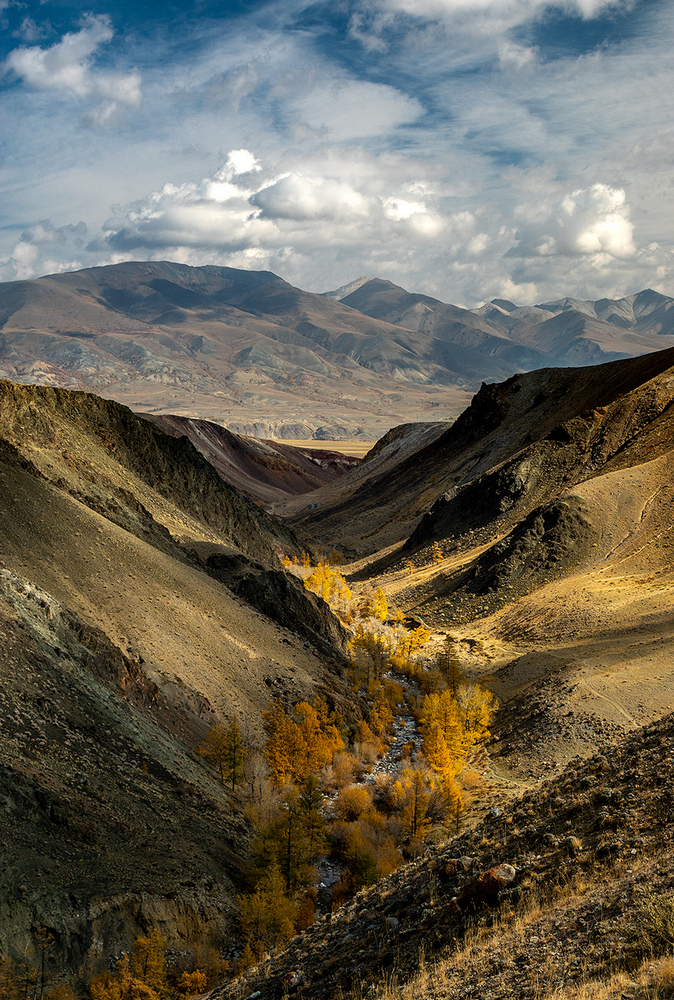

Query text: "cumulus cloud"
[21, 220, 87, 245]
[508, 184, 636, 260]
[2, 14, 141, 119]
[0, 218, 88, 281]
[102, 150, 446, 254]
[253, 175, 373, 221]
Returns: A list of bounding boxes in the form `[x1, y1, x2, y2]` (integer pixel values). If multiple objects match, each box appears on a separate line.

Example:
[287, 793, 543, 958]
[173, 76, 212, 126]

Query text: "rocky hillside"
[288, 345, 674, 779]
[289, 345, 674, 555]
[143, 414, 359, 506]
[0, 380, 352, 971]
[212, 709, 674, 1000]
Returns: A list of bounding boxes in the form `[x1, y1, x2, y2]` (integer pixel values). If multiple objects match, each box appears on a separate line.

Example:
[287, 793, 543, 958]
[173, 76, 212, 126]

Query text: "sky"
[0, 0, 672, 307]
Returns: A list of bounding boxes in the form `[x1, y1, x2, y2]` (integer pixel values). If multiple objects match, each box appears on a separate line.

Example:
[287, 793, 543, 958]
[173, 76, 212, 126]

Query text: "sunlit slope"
[290, 345, 674, 555]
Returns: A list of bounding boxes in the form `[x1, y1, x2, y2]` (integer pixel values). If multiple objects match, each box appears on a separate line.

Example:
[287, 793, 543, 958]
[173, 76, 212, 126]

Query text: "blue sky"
[0, 0, 672, 306]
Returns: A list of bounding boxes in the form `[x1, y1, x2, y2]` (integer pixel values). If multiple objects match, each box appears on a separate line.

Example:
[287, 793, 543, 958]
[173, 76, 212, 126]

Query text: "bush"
[628, 892, 674, 960]
[335, 784, 373, 821]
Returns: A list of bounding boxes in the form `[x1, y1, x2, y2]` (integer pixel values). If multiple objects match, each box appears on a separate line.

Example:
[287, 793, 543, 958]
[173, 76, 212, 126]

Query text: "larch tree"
[223, 717, 247, 790]
[197, 725, 229, 783]
[456, 682, 496, 749]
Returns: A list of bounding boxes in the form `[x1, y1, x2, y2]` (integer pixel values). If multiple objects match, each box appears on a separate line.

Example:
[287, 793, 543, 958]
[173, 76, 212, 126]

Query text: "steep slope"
[285, 348, 674, 781]
[0, 380, 353, 970]
[213, 710, 674, 1000]
[289, 346, 674, 554]
[143, 414, 359, 506]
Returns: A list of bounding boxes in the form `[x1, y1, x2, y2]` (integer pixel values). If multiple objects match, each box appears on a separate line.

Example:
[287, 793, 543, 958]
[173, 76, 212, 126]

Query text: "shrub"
[628, 892, 674, 960]
[335, 784, 373, 821]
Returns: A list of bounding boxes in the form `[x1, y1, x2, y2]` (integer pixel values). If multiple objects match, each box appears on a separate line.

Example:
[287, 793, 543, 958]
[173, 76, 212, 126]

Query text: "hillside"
[143, 414, 359, 506]
[214, 709, 674, 1000]
[0, 262, 480, 440]
[343, 278, 674, 368]
[0, 380, 352, 968]
[3, 335, 674, 996]
[287, 345, 674, 779]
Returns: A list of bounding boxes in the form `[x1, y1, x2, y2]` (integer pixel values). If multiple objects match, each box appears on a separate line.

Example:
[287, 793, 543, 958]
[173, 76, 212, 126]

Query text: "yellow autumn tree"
[294, 702, 334, 780]
[176, 971, 207, 998]
[89, 955, 158, 1000]
[392, 768, 433, 842]
[420, 690, 467, 772]
[263, 698, 345, 786]
[422, 722, 464, 814]
[304, 563, 351, 608]
[198, 725, 229, 783]
[238, 864, 296, 956]
[132, 929, 167, 999]
[456, 682, 496, 749]
[263, 701, 304, 785]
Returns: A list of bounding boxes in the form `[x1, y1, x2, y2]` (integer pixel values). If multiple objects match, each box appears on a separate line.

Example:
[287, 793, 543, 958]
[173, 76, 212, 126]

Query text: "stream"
[315, 671, 423, 913]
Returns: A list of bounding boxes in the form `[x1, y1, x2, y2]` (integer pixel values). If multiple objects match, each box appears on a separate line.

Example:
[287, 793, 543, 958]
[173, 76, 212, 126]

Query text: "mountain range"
[1, 262, 673, 439]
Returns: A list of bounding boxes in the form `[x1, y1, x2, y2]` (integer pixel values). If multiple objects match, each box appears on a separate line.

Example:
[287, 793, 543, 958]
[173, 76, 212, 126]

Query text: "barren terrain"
[3, 323, 674, 997]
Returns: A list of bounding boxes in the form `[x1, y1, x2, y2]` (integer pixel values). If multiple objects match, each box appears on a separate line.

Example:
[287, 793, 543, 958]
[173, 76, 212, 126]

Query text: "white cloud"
[497, 276, 540, 304]
[14, 17, 48, 44]
[2, 14, 141, 119]
[253, 174, 373, 221]
[103, 151, 447, 255]
[0, 241, 39, 281]
[509, 184, 635, 260]
[1, 0, 672, 309]
[290, 80, 423, 141]
[21, 220, 87, 244]
[0, 218, 88, 281]
[498, 41, 538, 70]
[375, 0, 631, 21]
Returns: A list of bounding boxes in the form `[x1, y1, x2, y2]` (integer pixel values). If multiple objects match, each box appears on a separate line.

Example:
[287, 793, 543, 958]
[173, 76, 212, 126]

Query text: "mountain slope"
[344, 278, 674, 370]
[289, 345, 674, 554]
[0, 380, 354, 969]
[213, 709, 674, 1000]
[285, 347, 674, 782]
[142, 414, 359, 505]
[0, 262, 483, 439]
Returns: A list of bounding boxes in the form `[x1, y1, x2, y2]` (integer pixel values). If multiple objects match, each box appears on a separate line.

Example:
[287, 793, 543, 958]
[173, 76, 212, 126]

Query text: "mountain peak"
[321, 276, 373, 301]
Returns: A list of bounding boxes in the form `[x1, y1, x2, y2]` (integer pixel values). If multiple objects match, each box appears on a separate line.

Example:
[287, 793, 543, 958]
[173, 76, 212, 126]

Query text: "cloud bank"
[0, 0, 672, 307]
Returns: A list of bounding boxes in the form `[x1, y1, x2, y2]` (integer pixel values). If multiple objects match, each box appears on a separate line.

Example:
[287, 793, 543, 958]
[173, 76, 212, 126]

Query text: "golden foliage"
[238, 864, 296, 955]
[176, 971, 207, 998]
[304, 562, 351, 607]
[335, 784, 373, 821]
[456, 682, 497, 749]
[263, 698, 344, 786]
[89, 955, 160, 1000]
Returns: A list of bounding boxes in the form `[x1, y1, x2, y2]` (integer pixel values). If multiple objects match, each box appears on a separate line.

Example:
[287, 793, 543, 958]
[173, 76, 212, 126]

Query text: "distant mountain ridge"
[0, 262, 672, 438]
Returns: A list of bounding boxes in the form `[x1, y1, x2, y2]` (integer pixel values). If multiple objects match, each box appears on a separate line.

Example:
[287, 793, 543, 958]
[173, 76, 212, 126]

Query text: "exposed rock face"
[144, 414, 359, 506]
[0, 379, 301, 566]
[205, 554, 349, 656]
[0, 572, 245, 974]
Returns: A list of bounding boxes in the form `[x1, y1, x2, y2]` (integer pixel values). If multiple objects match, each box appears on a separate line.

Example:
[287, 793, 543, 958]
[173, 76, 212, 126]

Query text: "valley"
[1, 263, 674, 1000]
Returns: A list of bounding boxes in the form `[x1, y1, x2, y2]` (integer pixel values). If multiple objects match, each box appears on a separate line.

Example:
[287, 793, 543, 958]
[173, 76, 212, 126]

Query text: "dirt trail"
[577, 672, 639, 728]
